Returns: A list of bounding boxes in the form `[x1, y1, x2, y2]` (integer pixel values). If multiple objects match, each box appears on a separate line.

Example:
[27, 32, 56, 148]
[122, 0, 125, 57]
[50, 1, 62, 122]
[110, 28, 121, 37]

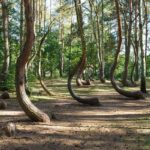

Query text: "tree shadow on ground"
[0, 124, 150, 150]
[0, 79, 150, 150]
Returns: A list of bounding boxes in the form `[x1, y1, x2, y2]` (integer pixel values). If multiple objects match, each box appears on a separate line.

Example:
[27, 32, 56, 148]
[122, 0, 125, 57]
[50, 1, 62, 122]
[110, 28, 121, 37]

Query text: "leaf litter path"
[0, 79, 150, 150]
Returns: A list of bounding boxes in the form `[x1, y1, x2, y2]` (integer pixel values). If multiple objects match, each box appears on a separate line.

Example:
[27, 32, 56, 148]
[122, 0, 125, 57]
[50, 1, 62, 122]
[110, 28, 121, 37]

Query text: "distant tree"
[122, 0, 133, 86]
[20, 0, 24, 51]
[139, 0, 147, 93]
[88, 0, 105, 83]
[59, 0, 65, 77]
[0, 0, 10, 89]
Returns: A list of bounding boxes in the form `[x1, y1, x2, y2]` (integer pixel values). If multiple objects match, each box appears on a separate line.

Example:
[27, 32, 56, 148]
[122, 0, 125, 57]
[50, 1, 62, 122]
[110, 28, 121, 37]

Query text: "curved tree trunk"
[75, 0, 89, 86]
[76, 75, 84, 86]
[76, 77, 91, 86]
[68, 64, 100, 106]
[16, 0, 50, 123]
[67, 0, 100, 106]
[37, 28, 54, 96]
[110, 0, 144, 100]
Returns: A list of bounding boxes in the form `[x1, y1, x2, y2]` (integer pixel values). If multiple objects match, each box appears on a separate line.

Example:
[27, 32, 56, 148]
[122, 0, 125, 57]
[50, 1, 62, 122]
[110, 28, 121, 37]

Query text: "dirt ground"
[0, 79, 150, 150]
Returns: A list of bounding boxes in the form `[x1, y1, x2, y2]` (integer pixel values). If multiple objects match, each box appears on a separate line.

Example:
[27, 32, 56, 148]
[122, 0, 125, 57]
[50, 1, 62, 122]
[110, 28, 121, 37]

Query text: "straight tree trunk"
[130, 41, 137, 85]
[139, 0, 147, 93]
[95, 11, 105, 83]
[20, 0, 24, 51]
[144, 0, 148, 66]
[134, 0, 139, 81]
[88, 0, 105, 83]
[0, 0, 10, 85]
[68, 7, 73, 76]
[59, 0, 65, 77]
[122, 0, 133, 86]
[100, 0, 105, 83]
[44, 0, 46, 30]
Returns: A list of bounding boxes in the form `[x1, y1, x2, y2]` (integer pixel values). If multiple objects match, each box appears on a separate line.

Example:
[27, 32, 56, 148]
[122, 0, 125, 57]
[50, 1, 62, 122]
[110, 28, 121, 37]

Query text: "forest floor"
[0, 79, 150, 150]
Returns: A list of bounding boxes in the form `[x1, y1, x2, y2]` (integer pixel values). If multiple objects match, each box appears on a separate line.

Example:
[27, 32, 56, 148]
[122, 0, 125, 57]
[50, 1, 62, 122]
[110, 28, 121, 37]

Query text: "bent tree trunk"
[37, 28, 54, 96]
[67, 0, 100, 106]
[110, 0, 144, 100]
[16, 0, 50, 123]
[68, 60, 100, 106]
[75, 0, 90, 87]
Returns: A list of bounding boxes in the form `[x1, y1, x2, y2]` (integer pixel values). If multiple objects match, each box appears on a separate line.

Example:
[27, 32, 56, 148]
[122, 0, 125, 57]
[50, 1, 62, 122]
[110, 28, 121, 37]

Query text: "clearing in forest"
[0, 79, 150, 150]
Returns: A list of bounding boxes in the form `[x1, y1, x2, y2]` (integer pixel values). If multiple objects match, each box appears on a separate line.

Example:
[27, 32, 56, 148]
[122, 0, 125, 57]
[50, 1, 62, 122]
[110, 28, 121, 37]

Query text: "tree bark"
[16, 0, 50, 123]
[130, 41, 137, 85]
[37, 28, 54, 96]
[134, 0, 139, 81]
[110, 0, 144, 100]
[20, 0, 24, 51]
[144, 0, 148, 74]
[67, 0, 100, 106]
[0, 0, 10, 85]
[100, 0, 105, 83]
[139, 0, 147, 93]
[122, 0, 133, 86]
[89, 0, 105, 83]
[59, 0, 65, 77]
[96, 11, 105, 83]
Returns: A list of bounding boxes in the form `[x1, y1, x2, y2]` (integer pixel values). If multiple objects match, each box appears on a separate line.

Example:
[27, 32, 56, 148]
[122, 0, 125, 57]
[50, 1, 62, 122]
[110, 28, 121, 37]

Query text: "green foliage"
[0, 0, 149, 91]
[43, 31, 60, 78]
[0, 64, 16, 90]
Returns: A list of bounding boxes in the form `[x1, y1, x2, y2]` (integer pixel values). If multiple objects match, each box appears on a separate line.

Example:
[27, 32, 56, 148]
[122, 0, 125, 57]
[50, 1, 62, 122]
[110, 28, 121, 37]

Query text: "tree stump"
[3, 122, 16, 137]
